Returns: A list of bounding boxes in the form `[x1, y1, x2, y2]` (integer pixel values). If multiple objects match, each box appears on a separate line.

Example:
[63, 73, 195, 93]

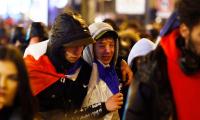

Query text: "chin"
[102, 61, 111, 65]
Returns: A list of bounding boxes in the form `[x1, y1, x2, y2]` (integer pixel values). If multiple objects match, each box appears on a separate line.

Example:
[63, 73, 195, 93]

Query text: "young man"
[83, 22, 124, 120]
[24, 12, 119, 120]
[124, 0, 200, 120]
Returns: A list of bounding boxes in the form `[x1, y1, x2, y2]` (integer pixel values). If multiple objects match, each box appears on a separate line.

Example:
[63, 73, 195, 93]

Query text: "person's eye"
[99, 44, 105, 48]
[8, 75, 18, 81]
[110, 44, 114, 47]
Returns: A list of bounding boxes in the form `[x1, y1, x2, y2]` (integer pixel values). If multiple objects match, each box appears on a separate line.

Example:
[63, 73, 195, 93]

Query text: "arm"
[121, 59, 133, 86]
[71, 93, 123, 120]
[72, 102, 108, 120]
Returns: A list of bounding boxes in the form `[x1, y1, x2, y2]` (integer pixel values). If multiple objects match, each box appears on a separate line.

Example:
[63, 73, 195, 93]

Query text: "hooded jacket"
[83, 22, 120, 120]
[24, 12, 94, 95]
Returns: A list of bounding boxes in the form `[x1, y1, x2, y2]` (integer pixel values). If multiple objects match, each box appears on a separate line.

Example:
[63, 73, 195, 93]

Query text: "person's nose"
[0, 77, 6, 89]
[105, 45, 111, 53]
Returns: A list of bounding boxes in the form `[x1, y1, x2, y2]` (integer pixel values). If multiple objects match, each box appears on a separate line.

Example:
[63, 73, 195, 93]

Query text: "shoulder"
[136, 46, 167, 84]
[24, 40, 49, 60]
[81, 59, 92, 71]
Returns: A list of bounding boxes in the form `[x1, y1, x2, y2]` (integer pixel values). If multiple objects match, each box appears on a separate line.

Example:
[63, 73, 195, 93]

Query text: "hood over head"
[127, 38, 155, 66]
[47, 11, 94, 73]
[83, 22, 119, 66]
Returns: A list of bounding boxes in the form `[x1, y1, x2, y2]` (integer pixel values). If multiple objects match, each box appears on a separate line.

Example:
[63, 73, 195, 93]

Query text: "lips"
[70, 57, 79, 61]
[102, 56, 112, 60]
[0, 91, 5, 97]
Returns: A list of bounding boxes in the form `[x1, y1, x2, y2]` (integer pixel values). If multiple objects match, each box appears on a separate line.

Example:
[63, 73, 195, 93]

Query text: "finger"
[115, 101, 123, 106]
[125, 72, 133, 86]
[115, 96, 123, 101]
[112, 105, 122, 111]
[121, 70, 126, 82]
[115, 93, 123, 97]
[116, 106, 122, 110]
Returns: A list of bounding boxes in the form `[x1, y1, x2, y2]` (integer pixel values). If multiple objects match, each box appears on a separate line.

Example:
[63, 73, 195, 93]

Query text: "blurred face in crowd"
[94, 37, 115, 65]
[0, 60, 18, 109]
[180, 22, 200, 56]
[29, 36, 41, 45]
[64, 46, 84, 63]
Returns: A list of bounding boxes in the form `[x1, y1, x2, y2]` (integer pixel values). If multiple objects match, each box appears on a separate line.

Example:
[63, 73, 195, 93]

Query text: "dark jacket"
[37, 59, 92, 112]
[124, 46, 176, 120]
[0, 107, 31, 120]
[36, 58, 108, 120]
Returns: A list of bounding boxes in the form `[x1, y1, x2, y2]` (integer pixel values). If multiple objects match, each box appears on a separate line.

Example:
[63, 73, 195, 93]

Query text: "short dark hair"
[177, 0, 200, 29]
[98, 31, 118, 40]
[0, 45, 36, 119]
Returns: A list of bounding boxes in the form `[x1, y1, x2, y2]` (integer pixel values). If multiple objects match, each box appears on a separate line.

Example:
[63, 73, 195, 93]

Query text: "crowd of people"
[0, 0, 200, 119]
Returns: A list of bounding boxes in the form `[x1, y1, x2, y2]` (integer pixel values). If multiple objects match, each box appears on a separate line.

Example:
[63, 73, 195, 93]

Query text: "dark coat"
[124, 46, 177, 120]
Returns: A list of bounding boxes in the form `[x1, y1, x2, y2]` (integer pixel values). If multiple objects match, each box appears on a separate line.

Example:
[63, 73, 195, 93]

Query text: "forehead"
[96, 37, 115, 44]
[64, 45, 84, 50]
[191, 23, 200, 33]
[0, 60, 17, 75]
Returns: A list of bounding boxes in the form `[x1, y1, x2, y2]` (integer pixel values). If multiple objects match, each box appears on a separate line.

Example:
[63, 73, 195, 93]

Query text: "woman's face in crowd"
[64, 46, 84, 63]
[0, 60, 18, 109]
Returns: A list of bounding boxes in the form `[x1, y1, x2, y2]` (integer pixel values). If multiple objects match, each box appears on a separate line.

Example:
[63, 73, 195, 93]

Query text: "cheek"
[64, 51, 69, 59]
[77, 48, 83, 56]
[191, 34, 200, 55]
[94, 47, 104, 58]
[6, 81, 18, 105]
[111, 47, 115, 54]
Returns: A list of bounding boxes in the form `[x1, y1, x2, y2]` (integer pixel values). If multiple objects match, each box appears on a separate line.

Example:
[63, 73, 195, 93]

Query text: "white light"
[50, 0, 68, 8]
[20, 0, 31, 14]
[116, 0, 146, 15]
[7, 0, 21, 15]
[94, 15, 104, 23]
[0, 0, 7, 16]
[29, 0, 48, 25]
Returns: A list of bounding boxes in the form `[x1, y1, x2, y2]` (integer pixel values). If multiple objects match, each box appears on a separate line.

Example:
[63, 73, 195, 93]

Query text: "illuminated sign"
[116, 0, 146, 15]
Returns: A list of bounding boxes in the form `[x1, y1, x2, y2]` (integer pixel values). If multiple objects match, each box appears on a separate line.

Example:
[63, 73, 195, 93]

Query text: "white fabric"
[89, 22, 114, 39]
[127, 38, 155, 66]
[82, 63, 119, 120]
[24, 40, 49, 60]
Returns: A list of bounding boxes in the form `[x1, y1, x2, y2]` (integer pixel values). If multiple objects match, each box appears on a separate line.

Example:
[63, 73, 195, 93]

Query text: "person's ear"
[179, 23, 190, 45]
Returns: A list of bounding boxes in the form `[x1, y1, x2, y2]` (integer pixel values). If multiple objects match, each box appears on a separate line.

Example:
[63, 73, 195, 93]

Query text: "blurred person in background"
[10, 26, 27, 53]
[0, 27, 9, 45]
[26, 22, 49, 45]
[103, 19, 120, 32]
[118, 21, 141, 60]
[124, 0, 200, 119]
[118, 29, 140, 60]
[0, 45, 37, 120]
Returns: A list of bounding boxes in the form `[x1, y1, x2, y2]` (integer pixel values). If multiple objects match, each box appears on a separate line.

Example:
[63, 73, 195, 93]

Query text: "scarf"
[65, 59, 83, 75]
[95, 60, 119, 94]
[24, 55, 65, 95]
